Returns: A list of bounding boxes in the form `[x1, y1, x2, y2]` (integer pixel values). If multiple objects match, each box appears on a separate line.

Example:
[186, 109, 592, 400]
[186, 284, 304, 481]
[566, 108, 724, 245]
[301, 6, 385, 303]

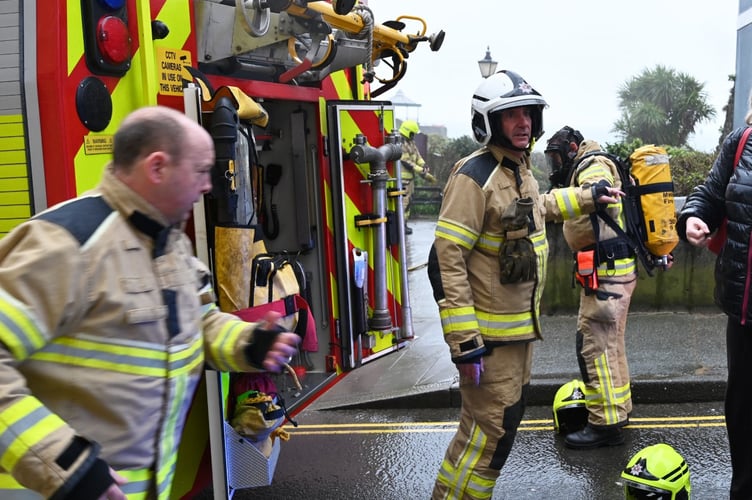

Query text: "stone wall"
[541, 221, 719, 314]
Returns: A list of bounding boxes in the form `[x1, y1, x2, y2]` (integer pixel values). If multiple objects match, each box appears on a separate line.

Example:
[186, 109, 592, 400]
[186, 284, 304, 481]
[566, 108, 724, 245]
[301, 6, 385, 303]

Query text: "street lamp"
[478, 46, 497, 78]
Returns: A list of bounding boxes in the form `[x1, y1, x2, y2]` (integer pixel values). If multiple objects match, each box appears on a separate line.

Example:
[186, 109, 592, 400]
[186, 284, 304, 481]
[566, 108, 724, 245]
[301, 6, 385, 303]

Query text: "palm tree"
[614, 65, 716, 147]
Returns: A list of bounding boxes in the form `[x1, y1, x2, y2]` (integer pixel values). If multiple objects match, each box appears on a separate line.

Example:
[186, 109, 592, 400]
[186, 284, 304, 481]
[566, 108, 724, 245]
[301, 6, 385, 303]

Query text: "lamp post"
[478, 46, 497, 78]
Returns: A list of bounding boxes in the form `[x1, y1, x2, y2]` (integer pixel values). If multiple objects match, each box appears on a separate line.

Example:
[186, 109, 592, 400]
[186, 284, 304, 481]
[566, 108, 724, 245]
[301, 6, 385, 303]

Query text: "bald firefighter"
[0, 106, 299, 499]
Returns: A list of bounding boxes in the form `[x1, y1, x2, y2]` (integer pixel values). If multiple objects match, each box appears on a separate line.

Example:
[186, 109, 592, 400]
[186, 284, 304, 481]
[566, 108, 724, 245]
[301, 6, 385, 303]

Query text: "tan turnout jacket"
[0, 169, 266, 498]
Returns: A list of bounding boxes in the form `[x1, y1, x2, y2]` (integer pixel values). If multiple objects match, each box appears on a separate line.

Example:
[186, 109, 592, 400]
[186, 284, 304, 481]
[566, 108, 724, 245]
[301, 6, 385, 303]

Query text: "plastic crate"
[224, 421, 281, 488]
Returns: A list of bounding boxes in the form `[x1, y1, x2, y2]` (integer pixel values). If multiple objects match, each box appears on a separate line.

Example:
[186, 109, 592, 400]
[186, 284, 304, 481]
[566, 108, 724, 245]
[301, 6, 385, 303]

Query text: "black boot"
[405, 225, 413, 235]
[564, 423, 624, 449]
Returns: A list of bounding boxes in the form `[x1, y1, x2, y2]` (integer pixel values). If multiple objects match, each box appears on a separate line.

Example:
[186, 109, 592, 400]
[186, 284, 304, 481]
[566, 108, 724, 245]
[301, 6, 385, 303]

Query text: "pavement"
[308, 219, 729, 411]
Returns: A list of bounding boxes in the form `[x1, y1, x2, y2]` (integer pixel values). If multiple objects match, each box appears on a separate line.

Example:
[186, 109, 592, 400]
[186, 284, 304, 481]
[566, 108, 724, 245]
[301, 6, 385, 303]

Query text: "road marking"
[286, 415, 726, 435]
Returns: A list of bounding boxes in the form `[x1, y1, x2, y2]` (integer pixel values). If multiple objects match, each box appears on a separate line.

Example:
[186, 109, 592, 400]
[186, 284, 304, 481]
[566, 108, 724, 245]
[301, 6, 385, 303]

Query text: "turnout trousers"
[402, 178, 414, 220]
[726, 319, 752, 499]
[432, 342, 533, 500]
[576, 277, 636, 427]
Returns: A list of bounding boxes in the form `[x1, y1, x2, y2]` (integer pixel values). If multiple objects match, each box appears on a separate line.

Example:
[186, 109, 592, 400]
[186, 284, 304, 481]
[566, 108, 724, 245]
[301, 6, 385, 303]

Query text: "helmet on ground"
[552, 379, 587, 434]
[622, 443, 691, 500]
[470, 69, 547, 147]
[545, 125, 584, 188]
[399, 120, 420, 139]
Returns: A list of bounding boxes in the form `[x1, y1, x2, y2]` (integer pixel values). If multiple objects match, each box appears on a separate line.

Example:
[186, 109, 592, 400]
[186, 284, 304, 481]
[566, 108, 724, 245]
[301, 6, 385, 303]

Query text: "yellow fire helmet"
[398, 119, 420, 139]
[552, 379, 587, 435]
[622, 443, 691, 500]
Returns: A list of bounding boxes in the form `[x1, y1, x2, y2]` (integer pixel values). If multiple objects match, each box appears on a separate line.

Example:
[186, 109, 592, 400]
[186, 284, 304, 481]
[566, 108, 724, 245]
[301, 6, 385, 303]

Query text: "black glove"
[591, 180, 612, 210]
[244, 324, 286, 369]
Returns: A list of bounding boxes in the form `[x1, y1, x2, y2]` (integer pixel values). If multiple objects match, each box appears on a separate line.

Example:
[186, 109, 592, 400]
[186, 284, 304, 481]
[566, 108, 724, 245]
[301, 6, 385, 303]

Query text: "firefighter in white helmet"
[427, 69, 623, 500]
[398, 119, 435, 234]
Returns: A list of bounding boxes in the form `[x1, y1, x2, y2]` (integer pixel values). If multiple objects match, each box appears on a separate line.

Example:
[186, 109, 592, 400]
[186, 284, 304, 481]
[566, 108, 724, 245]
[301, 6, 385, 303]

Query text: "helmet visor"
[624, 481, 674, 500]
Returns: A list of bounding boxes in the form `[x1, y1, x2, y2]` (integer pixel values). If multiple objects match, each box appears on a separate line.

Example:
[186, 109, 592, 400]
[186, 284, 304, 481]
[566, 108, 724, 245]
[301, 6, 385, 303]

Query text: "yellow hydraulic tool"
[235, 0, 444, 93]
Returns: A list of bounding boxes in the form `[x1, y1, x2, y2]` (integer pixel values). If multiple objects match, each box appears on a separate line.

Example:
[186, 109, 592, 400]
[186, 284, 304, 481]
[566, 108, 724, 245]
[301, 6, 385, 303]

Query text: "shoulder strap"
[567, 151, 627, 187]
[734, 127, 752, 169]
[576, 152, 655, 275]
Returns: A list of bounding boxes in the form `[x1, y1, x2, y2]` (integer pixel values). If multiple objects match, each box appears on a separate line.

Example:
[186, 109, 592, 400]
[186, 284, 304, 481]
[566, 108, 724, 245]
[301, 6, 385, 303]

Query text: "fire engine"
[3, 0, 443, 497]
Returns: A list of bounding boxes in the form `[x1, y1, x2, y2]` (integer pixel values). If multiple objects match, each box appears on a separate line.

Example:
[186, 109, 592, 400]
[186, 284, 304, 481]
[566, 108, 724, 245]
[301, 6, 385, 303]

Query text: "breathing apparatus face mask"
[545, 145, 570, 188]
[545, 150, 563, 172]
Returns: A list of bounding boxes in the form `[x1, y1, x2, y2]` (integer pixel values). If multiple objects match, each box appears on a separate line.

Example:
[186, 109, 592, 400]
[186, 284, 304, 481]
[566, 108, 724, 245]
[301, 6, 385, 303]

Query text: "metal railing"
[410, 186, 443, 207]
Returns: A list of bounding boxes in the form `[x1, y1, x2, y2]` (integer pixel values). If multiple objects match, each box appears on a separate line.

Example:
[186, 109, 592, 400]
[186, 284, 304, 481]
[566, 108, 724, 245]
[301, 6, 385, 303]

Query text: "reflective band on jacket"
[553, 187, 586, 220]
[0, 398, 66, 472]
[0, 468, 154, 499]
[440, 307, 535, 339]
[0, 290, 47, 361]
[29, 334, 204, 378]
[436, 219, 478, 251]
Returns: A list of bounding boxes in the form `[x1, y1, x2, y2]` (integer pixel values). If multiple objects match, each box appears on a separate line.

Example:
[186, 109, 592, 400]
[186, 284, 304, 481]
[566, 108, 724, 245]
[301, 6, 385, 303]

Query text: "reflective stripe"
[579, 165, 612, 184]
[476, 310, 534, 337]
[0, 398, 65, 472]
[584, 353, 628, 426]
[554, 187, 583, 219]
[596, 257, 636, 277]
[168, 339, 204, 378]
[200, 299, 217, 317]
[436, 219, 478, 251]
[0, 469, 152, 498]
[205, 320, 247, 372]
[156, 368, 190, 499]
[0, 290, 47, 360]
[118, 467, 152, 498]
[28, 335, 203, 378]
[31, 337, 167, 376]
[439, 307, 479, 334]
[436, 423, 493, 499]
[198, 283, 218, 317]
[441, 308, 535, 339]
[475, 232, 502, 254]
[0, 472, 42, 498]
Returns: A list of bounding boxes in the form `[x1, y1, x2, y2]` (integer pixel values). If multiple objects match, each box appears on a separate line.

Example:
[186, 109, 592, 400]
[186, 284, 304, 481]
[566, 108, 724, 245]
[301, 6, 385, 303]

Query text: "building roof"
[390, 89, 422, 107]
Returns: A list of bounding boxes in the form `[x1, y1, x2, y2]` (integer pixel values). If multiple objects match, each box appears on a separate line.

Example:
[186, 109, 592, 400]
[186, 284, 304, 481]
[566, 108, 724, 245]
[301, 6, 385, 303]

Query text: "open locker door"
[326, 100, 413, 371]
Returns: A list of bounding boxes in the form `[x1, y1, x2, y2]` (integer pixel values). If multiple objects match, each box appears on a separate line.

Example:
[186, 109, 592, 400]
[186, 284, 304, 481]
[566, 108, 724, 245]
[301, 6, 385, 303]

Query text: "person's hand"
[457, 358, 484, 386]
[97, 469, 127, 500]
[685, 216, 711, 247]
[592, 184, 624, 205]
[259, 311, 301, 372]
[664, 253, 675, 270]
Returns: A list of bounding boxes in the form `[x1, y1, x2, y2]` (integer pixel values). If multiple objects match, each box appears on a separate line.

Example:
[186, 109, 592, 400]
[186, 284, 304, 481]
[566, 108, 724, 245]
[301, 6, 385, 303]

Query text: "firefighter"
[427, 70, 622, 499]
[545, 127, 638, 449]
[0, 106, 300, 499]
[398, 119, 435, 234]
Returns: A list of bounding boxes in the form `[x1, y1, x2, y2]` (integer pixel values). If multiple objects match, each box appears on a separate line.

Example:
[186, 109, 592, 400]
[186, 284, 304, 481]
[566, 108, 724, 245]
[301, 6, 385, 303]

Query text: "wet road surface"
[206, 401, 729, 500]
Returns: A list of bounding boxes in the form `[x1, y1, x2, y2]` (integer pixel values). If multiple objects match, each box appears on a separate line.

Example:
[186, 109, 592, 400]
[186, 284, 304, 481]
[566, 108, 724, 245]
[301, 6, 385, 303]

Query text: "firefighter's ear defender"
[621, 443, 691, 500]
[552, 379, 587, 434]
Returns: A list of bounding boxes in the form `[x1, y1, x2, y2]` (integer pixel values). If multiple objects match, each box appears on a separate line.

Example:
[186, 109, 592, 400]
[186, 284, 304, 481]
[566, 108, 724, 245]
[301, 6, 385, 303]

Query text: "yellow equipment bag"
[570, 145, 678, 276]
[628, 145, 679, 259]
